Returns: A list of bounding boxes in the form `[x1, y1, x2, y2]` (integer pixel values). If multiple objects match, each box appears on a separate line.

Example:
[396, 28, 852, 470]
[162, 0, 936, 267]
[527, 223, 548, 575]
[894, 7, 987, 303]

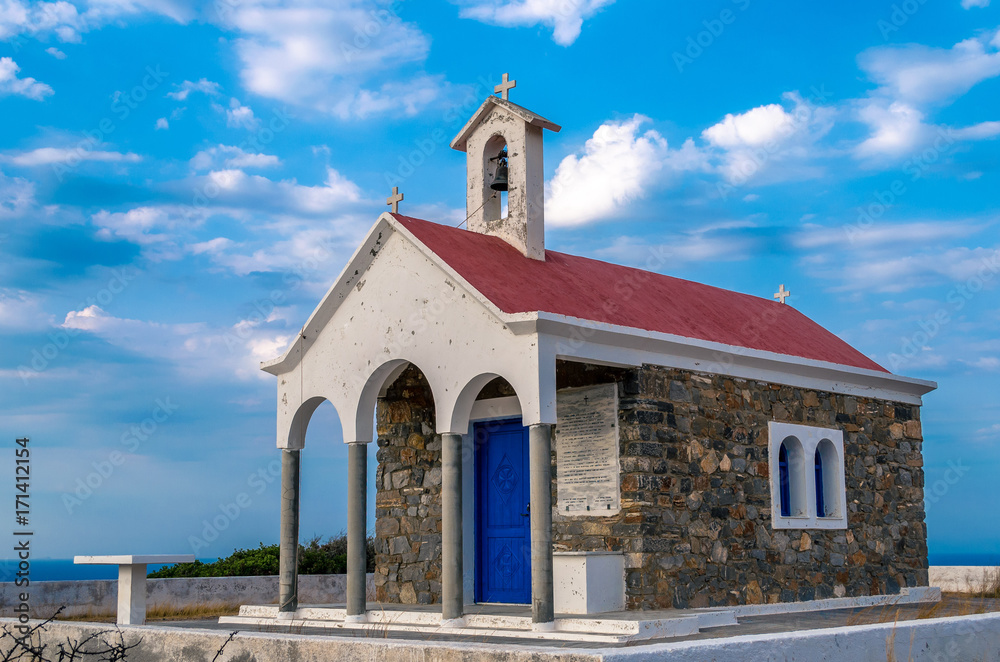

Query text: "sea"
[0, 558, 217, 582]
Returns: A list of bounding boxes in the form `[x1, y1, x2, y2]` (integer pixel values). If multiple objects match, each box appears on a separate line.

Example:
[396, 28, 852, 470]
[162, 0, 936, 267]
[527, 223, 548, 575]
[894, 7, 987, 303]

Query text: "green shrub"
[149, 534, 375, 578]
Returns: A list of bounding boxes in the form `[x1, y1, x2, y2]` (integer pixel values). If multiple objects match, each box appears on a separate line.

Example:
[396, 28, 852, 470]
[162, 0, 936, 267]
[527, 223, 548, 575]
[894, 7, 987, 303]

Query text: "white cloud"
[0, 1, 82, 42]
[0, 57, 53, 100]
[796, 220, 982, 250]
[962, 0, 990, 8]
[91, 205, 199, 254]
[458, 0, 615, 46]
[0, 289, 47, 329]
[851, 30, 1000, 160]
[0, 0, 192, 44]
[155, 117, 169, 130]
[800, 220, 1000, 292]
[594, 229, 755, 267]
[188, 167, 363, 216]
[329, 74, 448, 120]
[188, 237, 233, 255]
[6, 147, 141, 166]
[45, 47, 66, 59]
[60, 304, 283, 381]
[190, 145, 280, 171]
[218, 0, 443, 118]
[166, 78, 220, 101]
[854, 101, 929, 158]
[221, 98, 260, 129]
[0, 169, 34, 218]
[702, 93, 835, 184]
[546, 115, 708, 226]
[952, 120, 1000, 140]
[858, 33, 1000, 106]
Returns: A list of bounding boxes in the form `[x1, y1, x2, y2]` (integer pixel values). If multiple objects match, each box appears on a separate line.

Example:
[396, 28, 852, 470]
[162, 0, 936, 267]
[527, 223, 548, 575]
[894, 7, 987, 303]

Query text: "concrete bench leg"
[117, 564, 147, 625]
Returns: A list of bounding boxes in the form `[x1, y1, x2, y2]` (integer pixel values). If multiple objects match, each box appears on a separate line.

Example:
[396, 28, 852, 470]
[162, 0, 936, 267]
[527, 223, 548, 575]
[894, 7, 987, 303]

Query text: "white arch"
[815, 438, 841, 518]
[779, 435, 807, 517]
[286, 395, 344, 449]
[440, 369, 543, 435]
[349, 359, 440, 443]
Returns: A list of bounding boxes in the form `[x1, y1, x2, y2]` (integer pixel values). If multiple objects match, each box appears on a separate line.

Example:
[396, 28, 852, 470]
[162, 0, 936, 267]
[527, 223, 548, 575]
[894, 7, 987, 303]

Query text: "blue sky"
[0, 0, 998, 562]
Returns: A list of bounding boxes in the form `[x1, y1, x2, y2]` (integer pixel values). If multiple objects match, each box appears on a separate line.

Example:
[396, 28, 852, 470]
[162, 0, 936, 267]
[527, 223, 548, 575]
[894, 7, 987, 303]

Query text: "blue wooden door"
[475, 418, 531, 604]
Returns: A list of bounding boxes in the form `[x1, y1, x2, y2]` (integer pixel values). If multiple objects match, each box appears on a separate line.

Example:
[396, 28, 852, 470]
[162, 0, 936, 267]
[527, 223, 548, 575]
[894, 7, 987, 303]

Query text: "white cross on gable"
[386, 186, 403, 213]
[774, 284, 791, 304]
[495, 72, 516, 101]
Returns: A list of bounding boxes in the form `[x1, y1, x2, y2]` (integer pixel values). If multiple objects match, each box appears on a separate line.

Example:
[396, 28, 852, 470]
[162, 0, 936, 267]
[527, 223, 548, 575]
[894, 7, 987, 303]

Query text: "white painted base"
[553, 551, 625, 615]
[222, 586, 940, 644]
[221, 605, 709, 643]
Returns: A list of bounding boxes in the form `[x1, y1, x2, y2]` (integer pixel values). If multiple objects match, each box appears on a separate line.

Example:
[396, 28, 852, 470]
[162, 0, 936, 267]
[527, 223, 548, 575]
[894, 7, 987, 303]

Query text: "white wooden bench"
[74, 554, 194, 625]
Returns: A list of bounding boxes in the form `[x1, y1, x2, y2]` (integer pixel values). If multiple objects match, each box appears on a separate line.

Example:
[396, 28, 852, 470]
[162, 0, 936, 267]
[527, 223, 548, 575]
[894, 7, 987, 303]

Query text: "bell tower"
[450, 74, 561, 261]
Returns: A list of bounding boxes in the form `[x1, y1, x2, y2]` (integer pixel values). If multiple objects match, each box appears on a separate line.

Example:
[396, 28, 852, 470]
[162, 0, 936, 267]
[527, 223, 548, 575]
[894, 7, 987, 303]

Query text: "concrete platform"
[219, 586, 941, 644]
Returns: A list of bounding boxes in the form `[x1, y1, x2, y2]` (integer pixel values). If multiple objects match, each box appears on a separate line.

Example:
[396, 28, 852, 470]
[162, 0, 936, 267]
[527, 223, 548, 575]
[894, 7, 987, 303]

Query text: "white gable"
[265, 216, 552, 447]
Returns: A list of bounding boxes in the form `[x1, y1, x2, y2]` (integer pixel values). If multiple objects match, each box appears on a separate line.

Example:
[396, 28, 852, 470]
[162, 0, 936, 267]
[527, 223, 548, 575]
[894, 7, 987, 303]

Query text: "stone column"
[529, 423, 554, 625]
[279, 448, 301, 614]
[441, 432, 464, 623]
[346, 441, 368, 620]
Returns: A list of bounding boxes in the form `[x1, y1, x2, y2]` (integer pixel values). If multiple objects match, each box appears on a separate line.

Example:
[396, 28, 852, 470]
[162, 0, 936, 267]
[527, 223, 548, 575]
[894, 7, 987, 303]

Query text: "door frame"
[463, 396, 522, 605]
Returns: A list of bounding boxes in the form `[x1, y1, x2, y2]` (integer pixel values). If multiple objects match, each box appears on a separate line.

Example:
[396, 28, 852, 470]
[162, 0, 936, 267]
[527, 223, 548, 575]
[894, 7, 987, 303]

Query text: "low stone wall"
[930, 566, 998, 593]
[4, 611, 1000, 661]
[0, 574, 374, 618]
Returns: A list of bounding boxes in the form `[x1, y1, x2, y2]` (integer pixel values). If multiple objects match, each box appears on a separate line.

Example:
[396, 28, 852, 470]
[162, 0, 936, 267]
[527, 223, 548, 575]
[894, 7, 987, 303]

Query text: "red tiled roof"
[395, 215, 888, 373]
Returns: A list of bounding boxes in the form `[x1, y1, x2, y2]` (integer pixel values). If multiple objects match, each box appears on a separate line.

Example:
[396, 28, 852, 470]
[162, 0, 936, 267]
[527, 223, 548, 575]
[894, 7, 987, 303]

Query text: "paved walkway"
[154, 595, 1000, 649]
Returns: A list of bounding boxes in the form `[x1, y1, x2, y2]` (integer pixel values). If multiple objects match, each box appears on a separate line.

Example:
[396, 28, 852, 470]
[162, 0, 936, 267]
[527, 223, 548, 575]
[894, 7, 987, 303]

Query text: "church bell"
[490, 148, 509, 192]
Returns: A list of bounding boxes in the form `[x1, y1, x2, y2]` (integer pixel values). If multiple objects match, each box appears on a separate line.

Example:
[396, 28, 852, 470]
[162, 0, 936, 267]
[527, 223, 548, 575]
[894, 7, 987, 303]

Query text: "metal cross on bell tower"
[495, 73, 516, 101]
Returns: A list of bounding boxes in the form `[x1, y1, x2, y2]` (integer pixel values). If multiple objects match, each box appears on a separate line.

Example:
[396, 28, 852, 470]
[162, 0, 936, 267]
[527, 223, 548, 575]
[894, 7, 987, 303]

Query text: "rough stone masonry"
[374, 362, 927, 609]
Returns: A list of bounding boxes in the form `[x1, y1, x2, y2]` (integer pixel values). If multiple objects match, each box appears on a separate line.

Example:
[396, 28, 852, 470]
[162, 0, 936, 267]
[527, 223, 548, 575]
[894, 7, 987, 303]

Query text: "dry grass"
[970, 567, 1000, 599]
[56, 602, 242, 623]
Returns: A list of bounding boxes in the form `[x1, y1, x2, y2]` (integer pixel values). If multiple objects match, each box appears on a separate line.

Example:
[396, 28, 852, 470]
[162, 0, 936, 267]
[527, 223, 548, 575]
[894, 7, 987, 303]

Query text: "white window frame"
[768, 421, 847, 530]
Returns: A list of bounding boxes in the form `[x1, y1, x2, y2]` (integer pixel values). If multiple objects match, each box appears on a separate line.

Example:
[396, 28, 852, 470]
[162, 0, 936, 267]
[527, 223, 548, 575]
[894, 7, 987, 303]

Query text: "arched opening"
[370, 362, 439, 605]
[482, 133, 508, 224]
[815, 439, 840, 518]
[777, 436, 806, 518]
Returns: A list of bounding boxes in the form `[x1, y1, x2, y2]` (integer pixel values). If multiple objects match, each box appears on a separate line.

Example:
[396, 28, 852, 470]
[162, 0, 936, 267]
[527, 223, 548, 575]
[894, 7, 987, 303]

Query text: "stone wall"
[373, 364, 441, 604]
[0, 574, 374, 619]
[551, 364, 928, 610]
[373, 362, 928, 610]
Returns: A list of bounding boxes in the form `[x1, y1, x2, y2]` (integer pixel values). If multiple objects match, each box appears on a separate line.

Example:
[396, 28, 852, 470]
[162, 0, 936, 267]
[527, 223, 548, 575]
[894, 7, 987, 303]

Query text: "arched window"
[815, 439, 840, 518]
[482, 134, 509, 222]
[814, 447, 825, 517]
[779, 444, 791, 517]
[777, 436, 805, 518]
[769, 422, 847, 529]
